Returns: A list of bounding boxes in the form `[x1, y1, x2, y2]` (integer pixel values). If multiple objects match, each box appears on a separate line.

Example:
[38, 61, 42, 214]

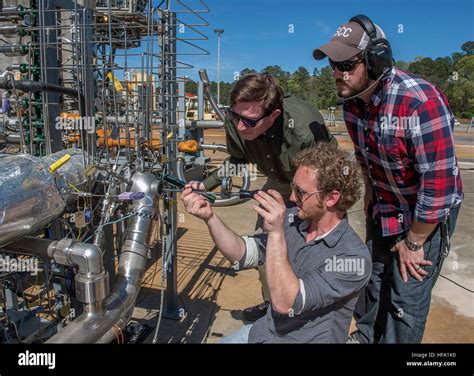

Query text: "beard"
[296, 200, 326, 221]
[336, 69, 370, 98]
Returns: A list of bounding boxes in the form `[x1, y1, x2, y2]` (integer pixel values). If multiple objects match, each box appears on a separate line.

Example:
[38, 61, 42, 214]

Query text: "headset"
[349, 14, 393, 80]
[335, 15, 394, 105]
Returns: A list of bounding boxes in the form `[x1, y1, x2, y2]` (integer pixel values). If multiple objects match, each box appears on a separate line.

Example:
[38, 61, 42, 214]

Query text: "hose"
[0, 77, 86, 116]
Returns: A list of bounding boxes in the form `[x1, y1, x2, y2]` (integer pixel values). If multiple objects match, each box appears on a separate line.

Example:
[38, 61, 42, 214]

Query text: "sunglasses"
[226, 108, 271, 128]
[290, 181, 323, 203]
[329, 57, 364, 72]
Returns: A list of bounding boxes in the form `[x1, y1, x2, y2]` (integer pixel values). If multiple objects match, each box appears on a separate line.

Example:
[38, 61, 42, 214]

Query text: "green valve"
[17, 26, 27, 37]
[30, 13, 37, 25]
[20, 98, 41, 110]
[21, 97, 29, 109]
[19, 64, 40, 74]
[18, 45, 28, 55]
[33, 108, 42, 117]
[16, 4, 25, 15]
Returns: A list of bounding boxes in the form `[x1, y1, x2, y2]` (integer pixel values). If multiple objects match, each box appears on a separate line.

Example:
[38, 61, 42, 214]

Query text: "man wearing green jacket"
[189, 73, 336, 321]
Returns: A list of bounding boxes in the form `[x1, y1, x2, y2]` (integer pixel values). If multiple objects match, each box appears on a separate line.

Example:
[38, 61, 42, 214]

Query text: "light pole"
[214, 29, 224, 106]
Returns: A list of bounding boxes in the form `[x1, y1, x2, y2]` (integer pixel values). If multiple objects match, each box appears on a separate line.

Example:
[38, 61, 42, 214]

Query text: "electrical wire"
[151, 247, 166, 344]
[82, 211, 138, 244]
[151, 211, 169, 344]
[439, 274, 474, 293]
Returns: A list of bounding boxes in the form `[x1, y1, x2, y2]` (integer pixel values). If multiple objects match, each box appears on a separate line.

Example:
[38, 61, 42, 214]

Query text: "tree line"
[185, 41, 473, 119]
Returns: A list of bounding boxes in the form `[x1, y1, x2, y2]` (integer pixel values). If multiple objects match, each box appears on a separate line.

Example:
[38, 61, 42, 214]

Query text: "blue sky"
[170, 0, 474, 82]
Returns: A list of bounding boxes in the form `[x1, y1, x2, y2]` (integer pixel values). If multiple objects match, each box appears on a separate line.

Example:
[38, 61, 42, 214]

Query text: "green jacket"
[203, 95, 336, 190]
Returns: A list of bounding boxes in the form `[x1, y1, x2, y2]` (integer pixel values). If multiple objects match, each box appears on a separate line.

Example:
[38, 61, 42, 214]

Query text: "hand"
[181, 185, 213, 222]
[187, 180, 205, 191]
[252, 189, 286, 234]
[391, 239, 433, 282]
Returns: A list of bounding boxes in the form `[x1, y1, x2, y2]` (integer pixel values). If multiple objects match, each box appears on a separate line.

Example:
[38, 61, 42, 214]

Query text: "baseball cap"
[313, 20, 386, 62]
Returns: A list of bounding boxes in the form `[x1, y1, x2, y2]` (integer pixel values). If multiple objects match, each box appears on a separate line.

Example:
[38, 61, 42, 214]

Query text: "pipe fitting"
[47, 239, 109, 304]
[48, 239, 104, 276]
[75, 271, 109, 304]
[47, 171, 160, 343]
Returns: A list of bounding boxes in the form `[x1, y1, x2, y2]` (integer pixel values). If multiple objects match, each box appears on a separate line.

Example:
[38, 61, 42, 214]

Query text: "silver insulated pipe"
[47, 171, 160, 343]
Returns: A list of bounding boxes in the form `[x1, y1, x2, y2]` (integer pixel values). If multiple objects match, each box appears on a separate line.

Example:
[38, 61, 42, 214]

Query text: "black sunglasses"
[290, 181, 323, 203]
[329, 57, 364, 72]
[226, 108, 271, 128]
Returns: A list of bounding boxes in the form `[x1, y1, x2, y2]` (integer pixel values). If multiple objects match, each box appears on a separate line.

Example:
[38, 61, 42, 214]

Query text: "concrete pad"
[134, 130, 473, 343]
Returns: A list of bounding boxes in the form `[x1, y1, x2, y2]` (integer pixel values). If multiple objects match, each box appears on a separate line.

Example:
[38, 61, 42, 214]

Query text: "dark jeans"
[353, 204, 460, 343]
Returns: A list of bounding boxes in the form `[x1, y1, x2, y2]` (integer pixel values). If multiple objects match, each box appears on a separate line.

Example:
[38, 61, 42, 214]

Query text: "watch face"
[405, 238, 422, 251]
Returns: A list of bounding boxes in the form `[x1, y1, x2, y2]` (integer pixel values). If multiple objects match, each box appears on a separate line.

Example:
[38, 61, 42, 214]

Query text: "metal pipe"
[104, 116, 224, 128]
[0, 6, 18, 14]
[6, 236, 109, 305]
[199, 143, 227, 152]
[185, 120, 224, 128]
[0, 25, 25, 37]
[6, 236, 106, 278]
[47, 171, 159, 343]
[48, 238, 104, 276]
[5, 133, 21, 144]
[198, 69, 225, 121]
[1, 118, 20, 127]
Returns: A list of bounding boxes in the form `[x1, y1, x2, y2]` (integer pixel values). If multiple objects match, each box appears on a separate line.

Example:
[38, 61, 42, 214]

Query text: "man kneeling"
[181, 142, 371, 343]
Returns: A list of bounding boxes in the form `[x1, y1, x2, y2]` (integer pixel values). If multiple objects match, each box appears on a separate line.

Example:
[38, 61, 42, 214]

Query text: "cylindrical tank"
[0, 149, 87, 246]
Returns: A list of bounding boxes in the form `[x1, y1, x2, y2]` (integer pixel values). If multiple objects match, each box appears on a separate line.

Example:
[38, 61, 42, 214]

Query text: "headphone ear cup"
[363, 49, 373, 80]
[365, 40, 393, 79]
[364, 42, 378, 80]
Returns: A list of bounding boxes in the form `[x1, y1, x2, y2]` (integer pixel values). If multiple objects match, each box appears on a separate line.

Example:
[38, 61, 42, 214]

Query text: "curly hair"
[230, 73, 284, 114]
[292, 142, 362, 212]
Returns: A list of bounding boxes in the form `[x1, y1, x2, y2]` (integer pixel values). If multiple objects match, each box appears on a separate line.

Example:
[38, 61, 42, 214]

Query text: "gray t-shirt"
[238, 207, 371, 343]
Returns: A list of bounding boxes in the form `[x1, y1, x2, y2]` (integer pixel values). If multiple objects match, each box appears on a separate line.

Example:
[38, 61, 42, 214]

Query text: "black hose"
[432, 221, 450, 287]
[0, 77, 85, 116]
[5, 236, 53, 258]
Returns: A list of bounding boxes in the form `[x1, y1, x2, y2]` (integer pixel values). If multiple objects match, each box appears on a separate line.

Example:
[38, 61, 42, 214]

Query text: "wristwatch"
[404, 237, 423, 251]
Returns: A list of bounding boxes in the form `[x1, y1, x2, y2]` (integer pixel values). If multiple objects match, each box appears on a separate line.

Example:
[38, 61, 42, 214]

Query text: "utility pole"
[214, 29, 224, 106]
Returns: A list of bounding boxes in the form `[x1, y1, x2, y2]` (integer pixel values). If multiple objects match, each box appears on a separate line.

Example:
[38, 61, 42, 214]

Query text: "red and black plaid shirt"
[344, 68, 463, 237]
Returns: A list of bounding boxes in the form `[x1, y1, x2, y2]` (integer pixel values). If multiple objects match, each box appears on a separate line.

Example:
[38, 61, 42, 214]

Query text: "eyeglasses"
[226, 108, 271, 128]
[290, 181, 323, 202]
[329, 57, 364, 72]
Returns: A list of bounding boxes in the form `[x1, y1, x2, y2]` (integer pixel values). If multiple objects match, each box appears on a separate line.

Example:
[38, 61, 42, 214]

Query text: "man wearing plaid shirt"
[313, 15, 463, 343]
